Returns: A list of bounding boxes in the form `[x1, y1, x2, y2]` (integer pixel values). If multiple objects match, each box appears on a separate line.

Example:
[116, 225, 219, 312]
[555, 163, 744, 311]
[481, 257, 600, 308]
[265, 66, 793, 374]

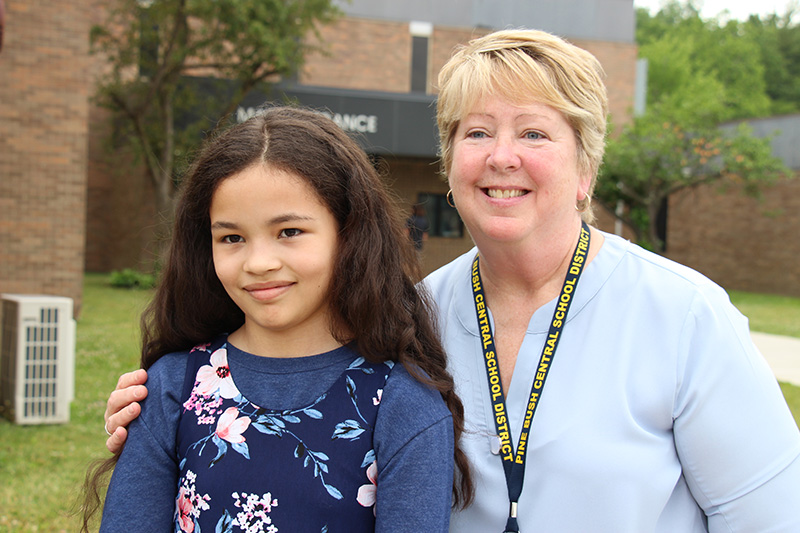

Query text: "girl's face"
[448, 95, 591, 247]
[210, 163, 340, 355]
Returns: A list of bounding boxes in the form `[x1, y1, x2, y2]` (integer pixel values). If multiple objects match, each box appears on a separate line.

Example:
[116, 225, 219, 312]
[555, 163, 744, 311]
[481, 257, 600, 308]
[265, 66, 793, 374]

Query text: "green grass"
[781, 382, 800, 427]
[0, 276, 797, 531]
[728, 290, 800, 338]
[0, 273, 150, 532]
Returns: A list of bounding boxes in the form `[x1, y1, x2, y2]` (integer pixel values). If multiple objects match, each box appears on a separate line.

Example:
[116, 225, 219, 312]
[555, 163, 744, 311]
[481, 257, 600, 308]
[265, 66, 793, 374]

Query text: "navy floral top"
[175, 338, 390, 532]
[100, 338, 454, 532]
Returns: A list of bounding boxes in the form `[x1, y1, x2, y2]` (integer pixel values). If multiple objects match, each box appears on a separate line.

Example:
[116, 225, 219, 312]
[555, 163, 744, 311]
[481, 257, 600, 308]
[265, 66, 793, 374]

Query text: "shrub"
[108, 268, 156, 289]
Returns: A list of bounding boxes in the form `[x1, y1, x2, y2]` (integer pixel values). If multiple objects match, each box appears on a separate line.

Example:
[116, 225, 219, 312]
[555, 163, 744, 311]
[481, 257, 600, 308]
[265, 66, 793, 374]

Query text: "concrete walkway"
[751, 332, 800, 387]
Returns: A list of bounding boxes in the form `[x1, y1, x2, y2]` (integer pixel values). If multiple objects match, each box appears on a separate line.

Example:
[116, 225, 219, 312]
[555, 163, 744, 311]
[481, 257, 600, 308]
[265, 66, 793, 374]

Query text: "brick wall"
[303, 18, 412, 92]
[0, 0, 91, 314]
[385, 156, 475, 276]
[84, 106, 159, 272]
[574, 38, 638, 130]
[430, 26, 490, 92]
[668, 172, 800, 297]
[82, 13, 639, 278]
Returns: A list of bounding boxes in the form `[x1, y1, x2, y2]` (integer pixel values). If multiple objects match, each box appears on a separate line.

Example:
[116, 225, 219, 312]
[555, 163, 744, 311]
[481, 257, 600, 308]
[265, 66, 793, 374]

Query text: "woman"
[103, 29, 800, 532]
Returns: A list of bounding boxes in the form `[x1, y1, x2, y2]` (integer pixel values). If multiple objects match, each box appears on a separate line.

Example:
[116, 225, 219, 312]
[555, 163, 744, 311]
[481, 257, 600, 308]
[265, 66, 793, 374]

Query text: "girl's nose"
[487, 135, 522, 172]
[243, 242, 281, 274]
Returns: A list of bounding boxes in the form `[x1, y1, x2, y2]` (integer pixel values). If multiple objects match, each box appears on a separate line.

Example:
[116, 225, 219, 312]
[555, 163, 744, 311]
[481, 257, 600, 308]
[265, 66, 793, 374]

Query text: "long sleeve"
[373, 364, 454, 533]
[100, 354, 187, 532]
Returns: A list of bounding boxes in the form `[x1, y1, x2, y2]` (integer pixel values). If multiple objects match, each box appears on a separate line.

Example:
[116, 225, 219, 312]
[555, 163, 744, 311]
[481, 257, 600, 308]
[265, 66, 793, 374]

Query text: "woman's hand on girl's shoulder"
[104, 369, 149, 453]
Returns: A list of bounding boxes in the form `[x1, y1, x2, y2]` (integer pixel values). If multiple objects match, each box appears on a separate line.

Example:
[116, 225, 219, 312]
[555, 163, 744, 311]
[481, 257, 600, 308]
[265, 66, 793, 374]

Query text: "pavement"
[751, 332, 800, 387]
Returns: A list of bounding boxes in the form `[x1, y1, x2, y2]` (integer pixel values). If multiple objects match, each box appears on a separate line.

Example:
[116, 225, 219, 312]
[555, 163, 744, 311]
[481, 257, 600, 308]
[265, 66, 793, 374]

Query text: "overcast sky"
[633, 0, 798, 21]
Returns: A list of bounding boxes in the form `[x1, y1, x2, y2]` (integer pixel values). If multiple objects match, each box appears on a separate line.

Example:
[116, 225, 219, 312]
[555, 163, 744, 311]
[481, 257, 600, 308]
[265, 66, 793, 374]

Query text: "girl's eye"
[279, 228, 303, 238]
[222, 235, 243, 244]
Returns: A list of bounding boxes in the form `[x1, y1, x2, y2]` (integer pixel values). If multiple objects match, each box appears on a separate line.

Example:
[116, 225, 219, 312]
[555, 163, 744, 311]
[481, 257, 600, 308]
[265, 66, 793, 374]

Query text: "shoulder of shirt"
[421, 247, 477, 302]
[602, 231, 729, 300]
[381, 363, 450, 421]
[145, 337, 226, 387]
[140, 346, 210, 420]
[129, 349, 195, 456]
[145, 350, 190, 389]
[373, 363, 453, 466]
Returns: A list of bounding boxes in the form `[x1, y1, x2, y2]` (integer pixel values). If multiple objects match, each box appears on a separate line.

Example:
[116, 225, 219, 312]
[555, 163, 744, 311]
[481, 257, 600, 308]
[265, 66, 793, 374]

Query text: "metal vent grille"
[1, 295, 75, 424]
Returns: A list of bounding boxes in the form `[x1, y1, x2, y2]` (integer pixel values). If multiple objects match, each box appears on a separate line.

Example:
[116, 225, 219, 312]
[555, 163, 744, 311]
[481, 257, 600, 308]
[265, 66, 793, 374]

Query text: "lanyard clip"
[502, 502, 520, 533]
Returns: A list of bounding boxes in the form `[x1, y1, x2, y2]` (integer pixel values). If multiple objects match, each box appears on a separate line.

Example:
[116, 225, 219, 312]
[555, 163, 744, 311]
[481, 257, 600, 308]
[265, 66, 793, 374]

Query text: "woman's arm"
[674, 290, 800, 531]
[104, 369, 149, 453]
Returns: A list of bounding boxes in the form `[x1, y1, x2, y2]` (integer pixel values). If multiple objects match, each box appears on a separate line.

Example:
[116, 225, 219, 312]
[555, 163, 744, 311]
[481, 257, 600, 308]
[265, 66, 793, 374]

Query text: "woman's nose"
[487, 135, 521, 172]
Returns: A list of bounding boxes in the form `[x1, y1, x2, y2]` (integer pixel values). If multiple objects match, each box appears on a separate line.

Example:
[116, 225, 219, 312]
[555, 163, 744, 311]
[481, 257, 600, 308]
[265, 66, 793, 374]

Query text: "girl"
[82, 106, 471, 532]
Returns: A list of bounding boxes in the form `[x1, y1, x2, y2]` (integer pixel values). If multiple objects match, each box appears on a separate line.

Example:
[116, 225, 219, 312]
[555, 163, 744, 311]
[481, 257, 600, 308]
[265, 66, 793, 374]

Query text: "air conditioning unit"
[0, 294, 76, 424]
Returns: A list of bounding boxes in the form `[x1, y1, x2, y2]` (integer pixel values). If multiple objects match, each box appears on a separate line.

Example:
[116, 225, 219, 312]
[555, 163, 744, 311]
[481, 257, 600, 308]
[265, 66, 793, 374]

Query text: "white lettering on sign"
[235, 107, 379, 135]
[320, 112, 378, 134]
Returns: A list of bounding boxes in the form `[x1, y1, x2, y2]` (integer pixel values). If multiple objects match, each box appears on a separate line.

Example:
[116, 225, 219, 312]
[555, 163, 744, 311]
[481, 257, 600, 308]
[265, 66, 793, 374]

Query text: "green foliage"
[599, 1, 794, 250]
[637, 0, 800, 117]
[740, 10, 800, 114]
[109, 268, 157, 289]
[637, 1, 772, 122]
[600, 114, 787, 249]
[90, 0, 341, 254]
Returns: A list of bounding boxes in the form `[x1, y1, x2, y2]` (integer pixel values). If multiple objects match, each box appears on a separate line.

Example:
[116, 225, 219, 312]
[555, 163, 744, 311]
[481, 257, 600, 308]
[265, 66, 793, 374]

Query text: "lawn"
[728, 290, 800, 338]
[0, 274, 148, 532]
[0, 276, 798, 531]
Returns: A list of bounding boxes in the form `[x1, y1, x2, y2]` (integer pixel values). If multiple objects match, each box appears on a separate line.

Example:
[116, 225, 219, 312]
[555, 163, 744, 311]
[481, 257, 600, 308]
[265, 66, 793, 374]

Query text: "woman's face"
[448, 95, 590, 247]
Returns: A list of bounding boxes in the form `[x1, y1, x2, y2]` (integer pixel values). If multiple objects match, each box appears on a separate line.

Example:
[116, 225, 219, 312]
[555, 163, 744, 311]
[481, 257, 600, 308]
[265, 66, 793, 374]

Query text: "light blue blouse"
[424, 231, 800, 532]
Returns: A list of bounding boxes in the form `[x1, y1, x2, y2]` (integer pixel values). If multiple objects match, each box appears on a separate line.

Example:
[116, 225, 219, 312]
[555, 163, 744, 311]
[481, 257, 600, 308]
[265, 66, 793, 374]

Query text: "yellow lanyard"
[471, 222, 590, 533]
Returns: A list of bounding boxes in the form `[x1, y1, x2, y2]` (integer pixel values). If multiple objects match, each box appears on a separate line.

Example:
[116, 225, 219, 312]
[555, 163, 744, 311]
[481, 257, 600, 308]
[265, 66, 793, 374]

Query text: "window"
[409, 22, 432, 93]
[417, 193, 463, 238]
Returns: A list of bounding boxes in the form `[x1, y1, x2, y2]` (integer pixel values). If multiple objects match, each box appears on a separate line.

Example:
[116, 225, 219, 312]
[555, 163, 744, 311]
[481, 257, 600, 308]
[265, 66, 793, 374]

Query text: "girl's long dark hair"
[81, 106, 472, 530]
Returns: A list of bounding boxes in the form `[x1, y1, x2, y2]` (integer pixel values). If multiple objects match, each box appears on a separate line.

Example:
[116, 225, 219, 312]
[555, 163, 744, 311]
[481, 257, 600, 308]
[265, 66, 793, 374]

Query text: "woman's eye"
[466, 130, 488, 139]
[524, 131, 544, 140]
[279, 228, 303, 238]
[222, 235, 243, 244]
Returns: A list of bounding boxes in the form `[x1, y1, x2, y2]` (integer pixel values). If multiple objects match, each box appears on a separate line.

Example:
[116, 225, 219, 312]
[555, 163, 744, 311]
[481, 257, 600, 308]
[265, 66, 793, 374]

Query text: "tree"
[91, 0, 340, 249]
[599, 114, 787, 250]
[742, 5, 800, 115]
[598, 1, 789, 251]
[637, 1, 772, 121]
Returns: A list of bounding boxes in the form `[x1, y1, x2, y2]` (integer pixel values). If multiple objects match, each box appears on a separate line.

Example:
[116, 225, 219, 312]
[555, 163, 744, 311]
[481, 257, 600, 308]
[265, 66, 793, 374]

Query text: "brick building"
[0, 1, 93, 311]
[668, 115, 800, 297]
[83, 0, 640, 277]
[1, 0, 640, 316]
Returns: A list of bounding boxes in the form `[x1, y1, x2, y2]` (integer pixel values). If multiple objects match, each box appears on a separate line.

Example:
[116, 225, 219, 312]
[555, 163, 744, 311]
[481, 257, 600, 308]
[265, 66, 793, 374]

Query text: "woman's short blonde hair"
[436, 29, 609, 220]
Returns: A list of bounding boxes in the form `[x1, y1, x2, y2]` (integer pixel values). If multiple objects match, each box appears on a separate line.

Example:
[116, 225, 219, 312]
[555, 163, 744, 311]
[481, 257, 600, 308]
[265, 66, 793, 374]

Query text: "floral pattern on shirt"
[175, 342, 391, 531]
[174, 470, 210, 533]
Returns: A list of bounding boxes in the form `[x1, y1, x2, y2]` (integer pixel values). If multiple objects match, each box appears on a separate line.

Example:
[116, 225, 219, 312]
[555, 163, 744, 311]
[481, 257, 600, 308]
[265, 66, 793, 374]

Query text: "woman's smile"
[484, 188, 529, 199]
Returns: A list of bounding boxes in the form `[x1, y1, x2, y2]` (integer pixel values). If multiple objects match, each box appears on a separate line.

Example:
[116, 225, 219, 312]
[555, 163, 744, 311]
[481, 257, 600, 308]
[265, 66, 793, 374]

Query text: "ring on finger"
[104, 420, 112, 437]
